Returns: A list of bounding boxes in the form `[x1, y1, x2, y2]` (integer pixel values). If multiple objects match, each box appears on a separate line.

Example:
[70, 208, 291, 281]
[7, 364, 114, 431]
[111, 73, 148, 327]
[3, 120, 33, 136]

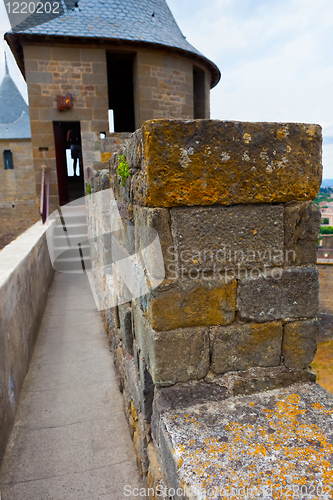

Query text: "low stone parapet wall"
[88, 119, 333, 498]
[0, 222, 54, 465]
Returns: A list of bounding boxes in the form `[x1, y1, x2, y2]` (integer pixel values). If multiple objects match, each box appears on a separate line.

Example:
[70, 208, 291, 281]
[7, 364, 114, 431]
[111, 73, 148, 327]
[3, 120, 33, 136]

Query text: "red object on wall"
[57, 93, 72, 110]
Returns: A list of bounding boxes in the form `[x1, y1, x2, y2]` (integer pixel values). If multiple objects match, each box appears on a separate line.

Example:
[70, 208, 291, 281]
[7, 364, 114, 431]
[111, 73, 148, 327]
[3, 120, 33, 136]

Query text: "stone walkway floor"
[0, 272, 141, 500]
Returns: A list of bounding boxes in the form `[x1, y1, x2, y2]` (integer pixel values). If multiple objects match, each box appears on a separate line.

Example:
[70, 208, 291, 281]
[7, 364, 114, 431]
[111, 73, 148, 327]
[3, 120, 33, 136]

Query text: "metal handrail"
[40, 165, 50, 224]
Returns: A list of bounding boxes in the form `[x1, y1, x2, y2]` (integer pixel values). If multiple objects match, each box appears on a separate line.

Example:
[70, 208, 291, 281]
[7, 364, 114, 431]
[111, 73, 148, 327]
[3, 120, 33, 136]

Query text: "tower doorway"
[53, 121, 84, 206]
[107, 53, 135, 133]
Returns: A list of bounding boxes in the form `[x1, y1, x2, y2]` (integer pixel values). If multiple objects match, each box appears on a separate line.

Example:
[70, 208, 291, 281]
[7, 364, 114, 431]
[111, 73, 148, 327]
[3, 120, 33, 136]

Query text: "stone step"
[53, 234, 90, 246]
[52, 245, 90, 259]
[54, 223, 89, 237]
[55, 213, 87, 226]
[53, 256, 91, 272]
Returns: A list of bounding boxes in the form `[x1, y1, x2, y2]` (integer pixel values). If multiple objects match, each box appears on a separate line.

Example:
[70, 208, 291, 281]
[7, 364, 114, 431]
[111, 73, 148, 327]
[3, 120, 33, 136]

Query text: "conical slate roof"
[0, 61, 31, 139]
[6, 0, 220, 87]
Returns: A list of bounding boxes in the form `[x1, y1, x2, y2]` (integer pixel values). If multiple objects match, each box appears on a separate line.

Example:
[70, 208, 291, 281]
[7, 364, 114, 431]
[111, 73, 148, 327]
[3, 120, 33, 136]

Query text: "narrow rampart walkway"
[0, 272, 141, 500]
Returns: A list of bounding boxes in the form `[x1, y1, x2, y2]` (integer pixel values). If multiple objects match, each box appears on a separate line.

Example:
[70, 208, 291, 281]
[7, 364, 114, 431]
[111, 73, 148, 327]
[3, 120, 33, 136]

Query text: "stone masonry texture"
[134, 206, 173, 280]
[21, 41, 210, 207]
[114, 120, 323, 208]
[133, 305, 210, 387]
[0, 138, 39, 247]
[170, 204, 284, 273]
[118, 303, 133, 356]
[148, 278, 237, 331]
[237, 266, 319, 322]
[210, 322, 283, 374]
[23, 45, 109, 210]
[282, 318, 319, 370]
[155, 383, 333, 497]
[284, 201, 321, 266]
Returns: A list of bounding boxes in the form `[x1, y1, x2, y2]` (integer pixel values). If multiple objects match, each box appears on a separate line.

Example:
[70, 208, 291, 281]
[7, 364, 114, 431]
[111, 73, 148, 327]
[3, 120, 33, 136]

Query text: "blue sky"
[1, 0, 333, 178]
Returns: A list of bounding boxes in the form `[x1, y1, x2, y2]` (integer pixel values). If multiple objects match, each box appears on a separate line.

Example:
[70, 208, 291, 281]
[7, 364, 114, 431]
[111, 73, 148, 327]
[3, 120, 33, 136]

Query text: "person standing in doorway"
[67, 129, 82, 177]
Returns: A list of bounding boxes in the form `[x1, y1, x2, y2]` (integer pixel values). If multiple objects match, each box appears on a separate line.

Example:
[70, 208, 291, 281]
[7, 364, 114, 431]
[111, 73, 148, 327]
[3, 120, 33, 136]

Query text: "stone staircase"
[52, 204, 91, 273]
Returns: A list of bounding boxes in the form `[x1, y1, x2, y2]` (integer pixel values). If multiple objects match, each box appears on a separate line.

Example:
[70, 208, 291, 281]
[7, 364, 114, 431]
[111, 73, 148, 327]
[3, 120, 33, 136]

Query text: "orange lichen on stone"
[149, 279, 237, 331]
[163, 384, 333, 500]
[135, 120, 322, 208]
[101, 152, 112, 162]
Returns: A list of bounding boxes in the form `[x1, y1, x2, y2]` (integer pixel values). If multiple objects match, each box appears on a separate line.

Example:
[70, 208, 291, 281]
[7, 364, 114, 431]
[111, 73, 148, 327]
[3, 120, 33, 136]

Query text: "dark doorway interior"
[193, 67, 206, 119]
[107, 53, 135, 133]
[53, 121, 84, 206]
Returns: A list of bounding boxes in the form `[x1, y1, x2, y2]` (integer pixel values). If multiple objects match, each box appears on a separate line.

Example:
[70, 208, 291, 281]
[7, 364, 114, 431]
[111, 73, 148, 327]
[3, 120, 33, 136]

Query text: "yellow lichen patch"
[149, 280, 237, 331]
[306, 125, 317, 137]
[276, 129, 287, 141]
[131, 400, 138, 432]
[168, 391, 333, 500]
[139, 120, 322, 208]
[101, 152, 112, 162]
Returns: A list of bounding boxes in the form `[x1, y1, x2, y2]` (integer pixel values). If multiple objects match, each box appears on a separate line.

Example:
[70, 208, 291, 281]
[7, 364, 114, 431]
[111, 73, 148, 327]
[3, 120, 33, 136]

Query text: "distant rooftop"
[0, 56, 31, 139]
[5, 0, 220, 87]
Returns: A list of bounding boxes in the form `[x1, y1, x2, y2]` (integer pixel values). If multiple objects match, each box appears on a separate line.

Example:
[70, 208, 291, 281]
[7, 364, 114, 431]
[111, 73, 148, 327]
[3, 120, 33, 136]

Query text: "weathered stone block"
[231, 366, 316, 395]
[118, 303, 133, 355]
[133, 305, 210, 386]
[157, 382, 332, 498]
[146, 443, 162, 491]
[123, 355, 141, 414]
[170, 205, 284, 273]
[133, 120, 322, 207]
[205, 365, 317, 396]
[237, 267, 319, 321]
[149, 278, 236, 331]
[282, 318, 319, 369]
[134, 206, 173, 279]
[138, 356, 155, 421]
[284, 201, 321, 266]
[117, 202, 133, 221]
[99, 169, 110, 191]
[210, 322, 283, 374]
[135, 412, 150, 475]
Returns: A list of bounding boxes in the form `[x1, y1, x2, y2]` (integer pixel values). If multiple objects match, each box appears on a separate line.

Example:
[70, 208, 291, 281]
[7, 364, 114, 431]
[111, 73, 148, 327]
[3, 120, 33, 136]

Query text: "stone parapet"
[87, 119, 328, 496]
[152, 382, 333, 499]
[109, 120, 322, 207]
[0, 222, 54, 466]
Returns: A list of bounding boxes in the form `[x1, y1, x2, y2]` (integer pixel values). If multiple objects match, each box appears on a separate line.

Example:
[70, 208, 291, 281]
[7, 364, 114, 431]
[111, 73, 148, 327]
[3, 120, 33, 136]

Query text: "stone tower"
[0, 55, 38, 246]
[5, 0, 220, 209]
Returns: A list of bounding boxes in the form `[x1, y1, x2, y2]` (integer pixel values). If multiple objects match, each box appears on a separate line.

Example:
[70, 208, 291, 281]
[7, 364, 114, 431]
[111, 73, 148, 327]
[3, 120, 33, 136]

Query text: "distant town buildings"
[320, 205, 333, 225]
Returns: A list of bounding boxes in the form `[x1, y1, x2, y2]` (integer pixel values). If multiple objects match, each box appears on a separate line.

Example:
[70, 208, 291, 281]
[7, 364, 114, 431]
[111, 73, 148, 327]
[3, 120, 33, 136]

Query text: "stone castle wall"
[134, 50, 199, 125]
[0, 222, 54, 464]
[87, 119, 327, 497]
[0, 138, 39, 248]
[22, 43, 210, 209]
[23, 44, 109, 211]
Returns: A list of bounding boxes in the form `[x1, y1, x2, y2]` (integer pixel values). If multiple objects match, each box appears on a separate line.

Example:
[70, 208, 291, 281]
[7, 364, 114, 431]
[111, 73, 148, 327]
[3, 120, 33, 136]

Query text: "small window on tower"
[3, 150, 14, 170]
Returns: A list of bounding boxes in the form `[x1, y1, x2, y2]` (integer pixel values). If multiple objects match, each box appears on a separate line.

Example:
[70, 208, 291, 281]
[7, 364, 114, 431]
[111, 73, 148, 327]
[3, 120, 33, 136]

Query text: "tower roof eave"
[4, 0, 221, 87]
